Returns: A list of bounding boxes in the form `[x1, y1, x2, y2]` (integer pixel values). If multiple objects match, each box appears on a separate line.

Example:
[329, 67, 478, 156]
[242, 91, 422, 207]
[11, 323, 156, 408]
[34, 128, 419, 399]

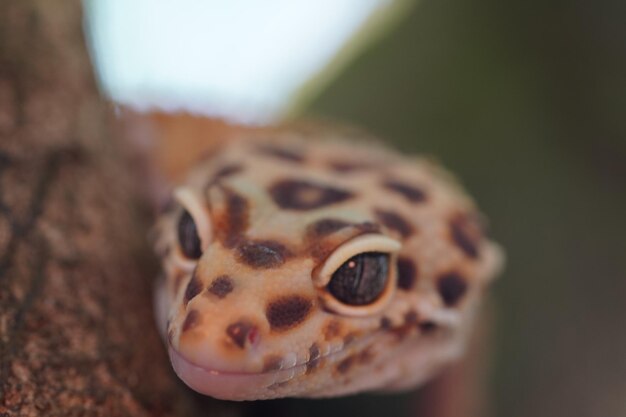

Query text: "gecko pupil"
[178, 210, 202, 259]
[328, 252, 389, 305]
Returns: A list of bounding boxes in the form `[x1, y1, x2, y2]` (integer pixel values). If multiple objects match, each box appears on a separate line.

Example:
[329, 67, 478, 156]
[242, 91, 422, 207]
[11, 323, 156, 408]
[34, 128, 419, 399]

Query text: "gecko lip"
[167, 335, 371, 400]
[169, 347, 280, 400]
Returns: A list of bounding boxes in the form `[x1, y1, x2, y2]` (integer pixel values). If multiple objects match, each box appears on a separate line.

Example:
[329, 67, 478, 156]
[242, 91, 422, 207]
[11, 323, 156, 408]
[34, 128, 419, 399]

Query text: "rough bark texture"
[0, 2, 239, 416]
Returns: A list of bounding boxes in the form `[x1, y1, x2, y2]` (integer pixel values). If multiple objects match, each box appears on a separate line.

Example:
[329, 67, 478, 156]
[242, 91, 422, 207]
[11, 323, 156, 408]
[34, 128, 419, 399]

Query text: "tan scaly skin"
[152, 126, 503, 401]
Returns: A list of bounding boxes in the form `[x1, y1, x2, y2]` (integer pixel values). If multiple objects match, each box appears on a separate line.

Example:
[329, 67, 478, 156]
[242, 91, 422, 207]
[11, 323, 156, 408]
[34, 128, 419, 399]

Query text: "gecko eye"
[328, 253, 389, 305]
[178, 210, 202, 259]
[172, 187, 212, 264]
[315, 234, 400, 316]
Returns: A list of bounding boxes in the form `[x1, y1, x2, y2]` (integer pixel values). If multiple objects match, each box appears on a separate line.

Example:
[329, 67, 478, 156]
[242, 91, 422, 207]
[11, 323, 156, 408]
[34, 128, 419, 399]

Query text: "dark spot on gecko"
[269, 179, 354, 210]
[380, 317, 393, 330]
[357, 222, 382, 234]
[382, 314, 419, 340]
[383, 180, 427, 203]
[336, 355, 356, 374]
[323, 320, 341, 340]
[397, 257, 418, 290]
[183, 270, 203, 305]
[236, 240, 291, 269]
[392, 324, 413, 341]
[309, 242, 335, 264]
[256, 144, 305, 163]
[306, 218, 352, 239]
[419, 321, 438, 333]
[449, 214, 482, 259]
[328, 161, 376, 173]
[375, 209, 414, 239]
[357, 347, 375, 364]
[207, 275, 234, 298]
[226, 321, 257, 349]
[437, 272, 468, 307]
[404, 310, 419, 325]
[306, 343, 321, 374]
[266, 296, 312, 331]
[182, 310, 200, 332]
[262, 355, 283, 372]
[212, 187, 249, 248]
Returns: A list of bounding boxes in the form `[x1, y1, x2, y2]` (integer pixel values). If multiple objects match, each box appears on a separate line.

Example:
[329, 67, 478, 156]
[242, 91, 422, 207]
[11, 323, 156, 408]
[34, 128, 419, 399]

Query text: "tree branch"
[0, 2, 238, 416]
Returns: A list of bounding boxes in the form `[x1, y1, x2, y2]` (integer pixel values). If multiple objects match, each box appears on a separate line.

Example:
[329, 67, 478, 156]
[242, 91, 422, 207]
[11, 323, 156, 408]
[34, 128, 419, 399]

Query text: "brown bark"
[0, 2, 238, 416]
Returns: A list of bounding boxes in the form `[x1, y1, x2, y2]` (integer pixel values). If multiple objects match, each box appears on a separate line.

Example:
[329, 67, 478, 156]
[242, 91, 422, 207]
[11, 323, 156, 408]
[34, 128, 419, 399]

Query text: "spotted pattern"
[207, 275, 234, 298]
[328, 161, 375, 173]
[323, 320, 341, 340]
[437, 272, 468, 307]
[404, 310, 419, 325]
[450, 214, 482, 259]
[397, 257, 418, 290]
[375, 209, 414, 238]
[356, 347, 375, 365]
[236, 240, 290, 269]
[213, 187, 249, 248]
[336, 355, 355, 374]
[306, 218, 352, 239]
[380, 317, 393, 330]
[383, 180, 427, 203]
[269, 179, 353, 210]
[154, 131, 502, 401]
[419, 321, 438, 333]
[266, 296, 312, 331]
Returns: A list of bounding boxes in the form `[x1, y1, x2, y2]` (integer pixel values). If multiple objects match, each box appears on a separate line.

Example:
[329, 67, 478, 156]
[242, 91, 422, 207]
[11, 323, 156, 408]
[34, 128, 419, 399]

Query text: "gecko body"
[153, 128, 502, 400]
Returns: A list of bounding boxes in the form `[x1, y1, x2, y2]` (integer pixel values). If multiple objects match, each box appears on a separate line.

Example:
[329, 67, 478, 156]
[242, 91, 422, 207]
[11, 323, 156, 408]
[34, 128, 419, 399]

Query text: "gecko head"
[153, 135, 503, 400]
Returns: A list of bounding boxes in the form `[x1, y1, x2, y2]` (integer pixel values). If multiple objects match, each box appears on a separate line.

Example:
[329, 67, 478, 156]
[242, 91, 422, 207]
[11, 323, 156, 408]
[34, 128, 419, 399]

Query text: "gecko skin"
[153, 127, 503, 401]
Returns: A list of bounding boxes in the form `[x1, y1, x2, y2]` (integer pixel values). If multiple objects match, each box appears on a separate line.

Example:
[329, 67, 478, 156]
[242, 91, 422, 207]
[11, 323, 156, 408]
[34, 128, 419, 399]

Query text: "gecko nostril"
[247, 326, 260, 346]
[226, 320, 259, 349]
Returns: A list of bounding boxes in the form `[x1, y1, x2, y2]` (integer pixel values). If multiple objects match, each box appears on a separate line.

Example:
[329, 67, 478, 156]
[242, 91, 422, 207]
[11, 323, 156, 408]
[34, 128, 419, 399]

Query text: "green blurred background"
[250, 0, 626, 416]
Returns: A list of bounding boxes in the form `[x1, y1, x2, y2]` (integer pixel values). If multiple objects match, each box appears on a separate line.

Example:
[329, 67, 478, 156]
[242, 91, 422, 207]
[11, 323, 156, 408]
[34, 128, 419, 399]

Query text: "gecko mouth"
[167, 334, 375, 400]
[168, 346, 309, 400]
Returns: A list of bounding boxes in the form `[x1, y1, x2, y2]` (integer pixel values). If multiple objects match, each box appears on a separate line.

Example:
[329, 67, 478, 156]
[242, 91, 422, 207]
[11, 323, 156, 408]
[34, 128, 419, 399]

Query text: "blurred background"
[87, 0, 626, 416]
